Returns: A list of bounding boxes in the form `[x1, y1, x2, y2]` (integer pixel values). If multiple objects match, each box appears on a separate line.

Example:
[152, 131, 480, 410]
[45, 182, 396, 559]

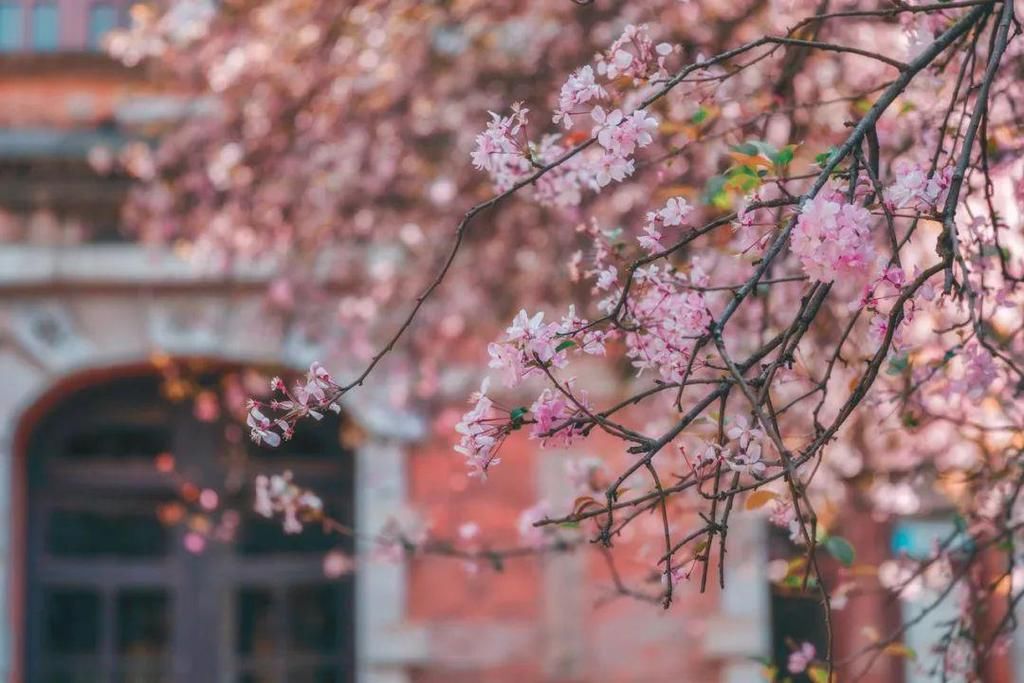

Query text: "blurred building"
[0, 4, 1015, 683]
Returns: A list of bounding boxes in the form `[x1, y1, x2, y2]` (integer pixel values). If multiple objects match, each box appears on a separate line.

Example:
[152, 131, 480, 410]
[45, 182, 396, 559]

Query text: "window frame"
[24, 372, 357, 682]
[0, 0, 132, 53]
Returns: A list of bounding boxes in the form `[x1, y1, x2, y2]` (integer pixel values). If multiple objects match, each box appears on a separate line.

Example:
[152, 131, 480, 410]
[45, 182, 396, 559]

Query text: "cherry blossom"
[487, 309, 567, 387]
[884, 161, 953, 211]
[529, 384, 589, 448]
[254, 471, 323, 535]
[787, 642, 816, 674]
[726, 415, 763, 450]
[725, 443, 766, 478]
[517, 501, 551, 548]
[553, 65, 607, 129]
[454, 378, 516, 479]
[591, 107, 658, 159]
[790, 193, 874, 283]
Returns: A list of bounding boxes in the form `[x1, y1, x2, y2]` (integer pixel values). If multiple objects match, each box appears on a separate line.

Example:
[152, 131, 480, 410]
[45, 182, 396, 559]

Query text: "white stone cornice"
[0, 244, 277, 289]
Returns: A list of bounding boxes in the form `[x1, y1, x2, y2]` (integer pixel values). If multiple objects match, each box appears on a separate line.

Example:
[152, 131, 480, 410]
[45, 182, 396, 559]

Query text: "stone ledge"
[0, 244, 275, 287]
[701, 614, 770, 659]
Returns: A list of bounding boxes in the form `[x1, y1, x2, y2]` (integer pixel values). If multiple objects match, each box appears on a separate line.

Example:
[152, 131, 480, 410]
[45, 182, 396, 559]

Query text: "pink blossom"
[529, 383, 589, 448]
[591, 107, 658, 159]
[791, 194, 874, 283]
[487, 309, 566, 387]
[725, 443, 766, 478]
[518, 501, 550, 548]
[471, 103, 529, 174]
[787, 642, 816, 674]
[454, 378, 506, 478]
[884, 161, 952, 211]
[950, 343, 999, 402]
[638, 197, 692, 254]
[595, 25, 668, 82]
[611, 264, 712, 383]
[553, 65, 607, 129]
[726, 415, 763, 450]
[658, 196, 692, 227]
[247, 406, 282, 447]
[590, 153, 635, 188]
[323, 550, 355, 578]
[769, 500, 803, 543]
[254, 471, 322, 534]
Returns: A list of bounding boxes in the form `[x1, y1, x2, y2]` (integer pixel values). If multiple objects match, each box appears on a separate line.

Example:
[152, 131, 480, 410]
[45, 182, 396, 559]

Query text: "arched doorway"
[23, 368, 356, 682]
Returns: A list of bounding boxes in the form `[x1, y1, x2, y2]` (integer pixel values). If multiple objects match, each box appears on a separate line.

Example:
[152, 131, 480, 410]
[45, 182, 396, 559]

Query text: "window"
[768, 526, 827, 682]
[88, 2, 117, 49]
[25, 372, 356, 682]
[0, 2, 22, 51]
[30, 1, 58, 51]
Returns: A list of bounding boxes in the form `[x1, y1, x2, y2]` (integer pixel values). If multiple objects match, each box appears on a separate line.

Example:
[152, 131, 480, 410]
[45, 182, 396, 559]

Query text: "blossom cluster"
[723, 415, 767, 477]
[246, 362, 342, 447]
[470, 102, 530, 175]
[254, 471, 324, 534]
[552, 65, 606, 129]
[456, 308, 606, 478]
[638, 196, 693, 253]
[473, 25, 671, 206]
[605, 263, 713, 383]
[790, 193, 875, 283]
[454, 378, 514, 479]
[529, 383, 590, 448]
[883, 161, 953, 211]
[487, 308, 606, 388]
[594, 23, 673, 82]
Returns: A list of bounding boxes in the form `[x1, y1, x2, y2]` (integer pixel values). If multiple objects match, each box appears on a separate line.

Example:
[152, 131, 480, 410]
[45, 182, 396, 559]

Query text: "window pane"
[238, 513, 337, 555]
[286, 668, 339, 683]
[236, 588, 275, 656]
[288, 584, 338, 653]
[31, 2, 58, 51]
[39, 668, 104, 683]
[64, 424, 172, 459]
[44, 589, 100, 654]
[114, 667, 171, 683]
[117, 589, 170, 656]
[237, 674, 273, 683]
[88, 3, 116, 49]
[47, 508, 168, 557]
[0, 2, 21, 51]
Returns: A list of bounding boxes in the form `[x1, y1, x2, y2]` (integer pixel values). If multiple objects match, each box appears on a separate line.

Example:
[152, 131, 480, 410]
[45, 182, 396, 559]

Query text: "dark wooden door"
[25, 371, 355, 683]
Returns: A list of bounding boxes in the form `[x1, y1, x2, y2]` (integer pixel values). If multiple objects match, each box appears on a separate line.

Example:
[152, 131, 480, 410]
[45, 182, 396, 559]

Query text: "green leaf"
[555, 340, 576, 352]
[732, 141, 760, 156]
[691, 106, 709, 124]
[807, 665, 829, 683]
[725, 165, 762, 193]
[733, 139, 779, 159]
[886, 352, 909, 375]
[702, 174, 730, 209]
[773, 144, 797, 167]
[814, 146, 839, 167]
[509, 406, 528, 427]
[824, 536, 855, 567]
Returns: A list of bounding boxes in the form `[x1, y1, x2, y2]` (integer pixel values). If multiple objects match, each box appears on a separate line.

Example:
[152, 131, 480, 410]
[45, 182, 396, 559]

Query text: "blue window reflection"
[88, 3, 117, 50]
[0, 2, 22, 52]
[31, 2, 59, 51]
